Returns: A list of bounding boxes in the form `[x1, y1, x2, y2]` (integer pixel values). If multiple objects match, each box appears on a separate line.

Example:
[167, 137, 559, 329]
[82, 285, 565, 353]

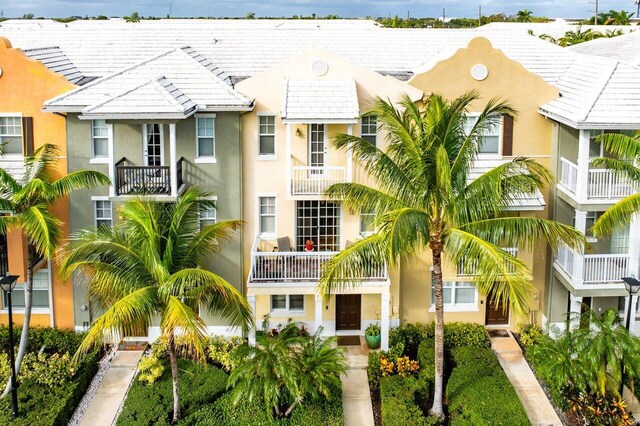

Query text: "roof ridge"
[83, 75, 169, 113]
[151, 76, 193, 112]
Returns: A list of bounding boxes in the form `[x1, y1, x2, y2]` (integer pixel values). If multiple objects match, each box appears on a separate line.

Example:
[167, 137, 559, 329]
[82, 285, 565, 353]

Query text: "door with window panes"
[296, 201, 340, 251]
[144, 124, 163, 166]
[308, 124, 326, 176]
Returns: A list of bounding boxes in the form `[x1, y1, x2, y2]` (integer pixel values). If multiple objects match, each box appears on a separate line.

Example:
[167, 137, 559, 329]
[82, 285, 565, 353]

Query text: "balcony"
[115, 157, 185, 196]
[559, 157, 636, 203]
[248, 237, 387, 285]
[290, 166, 349, 197]
[555, 243, 629, 286]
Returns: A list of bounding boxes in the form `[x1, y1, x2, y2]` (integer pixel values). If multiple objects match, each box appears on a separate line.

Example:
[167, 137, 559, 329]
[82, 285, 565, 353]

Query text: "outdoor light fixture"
[622, 276, 640, 331]
[1, 274, 20, 419]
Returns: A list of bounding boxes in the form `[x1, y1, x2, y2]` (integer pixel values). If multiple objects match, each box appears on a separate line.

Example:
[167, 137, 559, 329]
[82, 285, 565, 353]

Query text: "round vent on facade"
[312, 60, 329, 76]
[471, 64, 489, 81]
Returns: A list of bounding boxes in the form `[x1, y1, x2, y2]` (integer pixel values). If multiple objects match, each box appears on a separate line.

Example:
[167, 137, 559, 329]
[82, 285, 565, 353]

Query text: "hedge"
[389, 322, 490, 358]
[0, 326, 85, 355]
[117, 360, 228, 426]
[380, 375, 439, 426]
[446, 347, 528, 426]
[179, 390, 343, 426]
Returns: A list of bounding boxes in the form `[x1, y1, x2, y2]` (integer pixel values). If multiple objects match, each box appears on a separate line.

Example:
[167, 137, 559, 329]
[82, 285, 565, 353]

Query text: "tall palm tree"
[591, 132, 640, 238]
[0, 144, 109, 397]
[557, 27, 603, 47]
[60, 187, 252, 424]
[318, 92, 585, 418]
[605, 10, 634, 25]
[515, 9, 534, 22]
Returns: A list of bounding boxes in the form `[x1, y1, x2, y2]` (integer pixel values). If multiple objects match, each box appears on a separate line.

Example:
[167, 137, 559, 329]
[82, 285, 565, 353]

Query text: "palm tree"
[229, 325, 347, 418]
[125, 11, 140, 23]
[60, 187, 253, 424]
[318, 92, 585, 418]
[605, 10, 634, 25]
[0, 144, 109, 398]
[515, 9, 534, 23]
[590, 132, 640, 238]
[557, 27, 603, 47]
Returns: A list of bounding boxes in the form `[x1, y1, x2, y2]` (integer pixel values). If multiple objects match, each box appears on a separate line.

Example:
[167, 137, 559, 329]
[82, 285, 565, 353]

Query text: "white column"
[285, 124, 292, 197]
[629, 296, 639, 335]
[248, 295, 257, 345]
[568, 294, 583, 330]
[108, 123, 115, 197]
[169, 123, 177, 197]
[346, 124, 353, 183]
[315, 294, 323, 335]
[381, 293, 390, 351]
[573, 210, 587, 287]
[629, 214, 640, 278]
[575, 130, 591, 203]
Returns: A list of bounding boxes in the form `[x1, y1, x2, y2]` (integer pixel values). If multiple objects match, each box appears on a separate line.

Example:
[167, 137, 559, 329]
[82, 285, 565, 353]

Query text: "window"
[196, 116, 215, 159]
[271, 294, 304, 314]
[2, 270, 49, 309]
[199, 203, 217, 228]
[94, 200, 112, 228]
[259, 196, 276, 235]
[360, 208, 376, 236]
[361, 116, 377, 145]
[581, 211, 604, 238]
[465, 115, 501, 155]
[0, 116, 22, 155]
[91, 119, 109, 159]
[589, 130, 604, 158]
[430, 281, 477, 310]
[258, 115, 276, 157]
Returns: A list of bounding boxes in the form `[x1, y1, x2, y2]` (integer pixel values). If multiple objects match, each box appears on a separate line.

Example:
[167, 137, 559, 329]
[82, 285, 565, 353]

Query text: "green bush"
[180, 391, 343, 425]
[415, 338, 435, 403]
[207, 336, 244, 372]
[516, 323, 543, 348]
[117, 360, 228, 426]
[389, 322, 490, 357]
[380, 375, 439, 426]
[0, 326, 85, 355]
[367, 351, 382, 389]
[446, 347, 528, 426]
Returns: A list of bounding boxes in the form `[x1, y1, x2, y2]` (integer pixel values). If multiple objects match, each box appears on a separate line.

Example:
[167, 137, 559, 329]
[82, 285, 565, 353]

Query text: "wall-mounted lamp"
[295, 128, 303, 137]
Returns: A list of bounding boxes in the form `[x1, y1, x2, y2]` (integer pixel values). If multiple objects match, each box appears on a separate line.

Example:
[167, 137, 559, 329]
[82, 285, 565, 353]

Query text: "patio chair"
[277, 236, 294, 252]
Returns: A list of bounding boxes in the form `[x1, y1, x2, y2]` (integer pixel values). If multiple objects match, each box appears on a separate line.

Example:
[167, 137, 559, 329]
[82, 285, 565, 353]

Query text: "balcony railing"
[291, 166, 348, 196]
[559, 157, 636, 201]
[115, 157, 171, 195]
[248, 237, 387, 283]
[555, 244, 629, 284]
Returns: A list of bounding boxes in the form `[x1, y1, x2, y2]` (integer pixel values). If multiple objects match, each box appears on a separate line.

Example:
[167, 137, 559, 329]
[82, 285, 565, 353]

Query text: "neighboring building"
[42, 46, 253, 334]
[0, 37, 77, 329]
[569, 30, 640, 68]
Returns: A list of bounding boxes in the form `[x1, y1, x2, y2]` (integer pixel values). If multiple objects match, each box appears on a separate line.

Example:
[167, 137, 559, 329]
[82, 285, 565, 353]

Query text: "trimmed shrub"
[0, 326, 85, 355]
[446, 347, 528, 426]
[117, 360, 228, 426]
[443, 323, 490, 349]
[516, 323, 543, 348]
[367, 351, 382, 389]
[389, 322, 490, 357]
[380, 375, 439, 426]
[207, 336, 244, 372]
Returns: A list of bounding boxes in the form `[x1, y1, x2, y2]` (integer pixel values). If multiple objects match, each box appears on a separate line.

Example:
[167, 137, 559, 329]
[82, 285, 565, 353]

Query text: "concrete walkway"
[491, 333, 562, 426]
[341, 340, 375, 426]
[78, 350, 144, 426]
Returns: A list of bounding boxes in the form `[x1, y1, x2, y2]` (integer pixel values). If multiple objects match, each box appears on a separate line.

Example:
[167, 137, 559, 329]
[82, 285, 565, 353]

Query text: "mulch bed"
[370, 387, 382, 426]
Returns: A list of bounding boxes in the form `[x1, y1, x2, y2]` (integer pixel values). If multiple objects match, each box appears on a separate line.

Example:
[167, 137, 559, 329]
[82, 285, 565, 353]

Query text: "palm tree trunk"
[1, 250, 33, 399]
[429, 245, 445, 420]
[167, 337, 180, 424]
[284, 396, 302, 417]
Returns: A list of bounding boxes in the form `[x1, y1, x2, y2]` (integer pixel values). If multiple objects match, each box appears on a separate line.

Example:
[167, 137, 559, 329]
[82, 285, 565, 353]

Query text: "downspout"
[47, 260, 54, 327]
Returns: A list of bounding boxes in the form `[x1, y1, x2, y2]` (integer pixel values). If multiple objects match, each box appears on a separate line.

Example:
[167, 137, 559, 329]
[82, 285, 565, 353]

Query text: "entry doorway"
[336, 294, 361, 331]
[143, 123, 163, 166]
[485, 292, 510, 326]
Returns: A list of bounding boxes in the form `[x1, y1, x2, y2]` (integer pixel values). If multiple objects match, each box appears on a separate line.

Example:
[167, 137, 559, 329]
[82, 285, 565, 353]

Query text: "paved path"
[491, 333, 562, 426]
[78, 350, 144, 426]
[341, 341, 375, 426]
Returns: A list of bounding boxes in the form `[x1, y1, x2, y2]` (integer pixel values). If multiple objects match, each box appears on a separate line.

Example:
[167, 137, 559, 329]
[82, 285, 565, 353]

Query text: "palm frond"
[595, 132, 640, 161]
[21, 204, 62, 256]
[589, 157, 640, 183]
[591, 193, 640, 237]
[161, 296, 209, 361]
[50, 170, 110, 200]
[182, 219, 243, 266]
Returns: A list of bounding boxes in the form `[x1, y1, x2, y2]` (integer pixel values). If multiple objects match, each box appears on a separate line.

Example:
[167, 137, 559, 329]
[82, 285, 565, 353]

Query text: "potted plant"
[365, 323, 381, 349]
[304, 239, 315, 252]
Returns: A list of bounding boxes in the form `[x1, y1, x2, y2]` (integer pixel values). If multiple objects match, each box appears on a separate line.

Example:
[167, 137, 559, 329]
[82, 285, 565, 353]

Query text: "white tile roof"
[568, 30, 640, 67]
[22, 46, 88, 85]
[281, 79, 359, 122]
[44, 46, 252, 115]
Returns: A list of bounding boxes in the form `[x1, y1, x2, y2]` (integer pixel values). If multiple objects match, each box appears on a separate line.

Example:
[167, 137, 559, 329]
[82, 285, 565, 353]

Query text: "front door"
[144, 123, 163, 166]
[336, 295, 361, 330]
[308, 124, 326, 176]
[485, 293, 509, 326]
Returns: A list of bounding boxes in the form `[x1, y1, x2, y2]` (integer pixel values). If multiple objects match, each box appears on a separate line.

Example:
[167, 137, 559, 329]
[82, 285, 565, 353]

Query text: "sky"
[0, 0, 638, 19]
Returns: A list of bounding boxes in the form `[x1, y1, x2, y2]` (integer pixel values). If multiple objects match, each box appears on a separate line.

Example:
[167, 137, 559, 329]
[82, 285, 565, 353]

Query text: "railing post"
[573, 210, 587, 286]
[169, 123, 177, 197]
[381, 292, 390, 351]
[248, 295, 257, 346]
[576, 130, 591, 203]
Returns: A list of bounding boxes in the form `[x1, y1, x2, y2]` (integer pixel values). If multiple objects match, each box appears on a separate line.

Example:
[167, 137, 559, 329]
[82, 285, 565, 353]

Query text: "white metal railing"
[291, 166, 348, 196]
[588, 168, 636, 199]
[559, 157, 578, 195]
[457, 247, 518, 276]
[555, 243, 629, 284]
[249, 238, 387, 283]
[555, 244, 575, 277]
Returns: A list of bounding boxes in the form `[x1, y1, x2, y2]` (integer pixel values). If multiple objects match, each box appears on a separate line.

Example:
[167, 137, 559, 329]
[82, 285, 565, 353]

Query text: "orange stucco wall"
[0, 37, 76, 329]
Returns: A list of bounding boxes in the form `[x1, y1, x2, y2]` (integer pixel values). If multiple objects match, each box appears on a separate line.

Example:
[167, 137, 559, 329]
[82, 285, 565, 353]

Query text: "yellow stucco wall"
[0, 37, 76, 329]
[402, 37, 559, 329]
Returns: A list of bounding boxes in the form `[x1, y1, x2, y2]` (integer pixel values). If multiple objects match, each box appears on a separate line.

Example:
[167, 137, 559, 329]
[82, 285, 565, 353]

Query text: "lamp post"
[623, 276, 640, 331]
[1, 274, 20, 419]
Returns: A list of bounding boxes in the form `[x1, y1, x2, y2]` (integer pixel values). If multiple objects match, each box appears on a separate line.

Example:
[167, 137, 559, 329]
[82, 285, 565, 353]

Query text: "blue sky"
[0, 0, 637, 19]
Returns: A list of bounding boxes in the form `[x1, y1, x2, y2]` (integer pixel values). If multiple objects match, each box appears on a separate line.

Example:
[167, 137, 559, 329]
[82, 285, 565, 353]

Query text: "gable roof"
[22, 46, 94, 85]
[281, 79, 359, 123]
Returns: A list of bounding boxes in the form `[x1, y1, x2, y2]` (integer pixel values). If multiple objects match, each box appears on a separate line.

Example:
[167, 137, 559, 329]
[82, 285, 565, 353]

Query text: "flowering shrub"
[396, 356, 420, 377]
[207, 336, 244, 372]
[21, 352, 78, 387]
[380, 357, 394, 377]
[137, 353, 165, 385]
[516, 323, 543, 348]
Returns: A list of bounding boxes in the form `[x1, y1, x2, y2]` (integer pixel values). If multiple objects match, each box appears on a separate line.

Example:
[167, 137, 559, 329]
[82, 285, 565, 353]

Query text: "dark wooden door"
[336, 295, 361, 330]
[485, 294, 510, 326]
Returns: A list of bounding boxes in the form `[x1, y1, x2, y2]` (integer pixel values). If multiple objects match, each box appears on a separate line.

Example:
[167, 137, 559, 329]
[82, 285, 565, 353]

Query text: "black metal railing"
[177, 157, 185, 190]
[115, 157, 171, 195]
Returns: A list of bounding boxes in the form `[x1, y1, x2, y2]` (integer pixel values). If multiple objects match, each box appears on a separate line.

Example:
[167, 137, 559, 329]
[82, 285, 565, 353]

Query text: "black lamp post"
[1, 274, 20, 419]
[623, 276, 640, 331]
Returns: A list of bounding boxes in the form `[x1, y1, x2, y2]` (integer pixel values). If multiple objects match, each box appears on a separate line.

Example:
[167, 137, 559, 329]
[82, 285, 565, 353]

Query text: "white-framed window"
[466, 114, 502, 156]
[360, 207, 376, 236]
[199, 204, 217, 228]
[270, 294, 305, 314]
[259, 196, 276, 236]
[589, 130, 605, 158]
[0, 116, 22, 156]
[91, 119, 109, 159]
[94, 200, 112, 228]
[196, 115, 215, 160]
[2, 270, 50, 309]
[361, 115, 377, 145]
[430, 281, 477, 312]
[258, 114, 276, 158]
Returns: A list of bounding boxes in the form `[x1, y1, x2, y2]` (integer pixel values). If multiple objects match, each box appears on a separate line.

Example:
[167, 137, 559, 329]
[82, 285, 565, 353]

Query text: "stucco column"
[285, 123, 292, 197]
[346, 124, 353, 183]
[628, 214, 640, 279]
[169, 123, 177, 197]
[381, 292, 390, 351]
[573, 210, 587, 287]
[568, 294, 583, 330]
[314, 294, 323, 335]
[247, 295, 256, 345]
[625, 295, 639, 335]
[575, 130, 591, 203]
[108, 123, 115, 197]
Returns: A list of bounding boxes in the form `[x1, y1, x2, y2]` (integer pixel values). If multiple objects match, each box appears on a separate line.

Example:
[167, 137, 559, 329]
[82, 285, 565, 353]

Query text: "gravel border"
[68, 346, 117, 426]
